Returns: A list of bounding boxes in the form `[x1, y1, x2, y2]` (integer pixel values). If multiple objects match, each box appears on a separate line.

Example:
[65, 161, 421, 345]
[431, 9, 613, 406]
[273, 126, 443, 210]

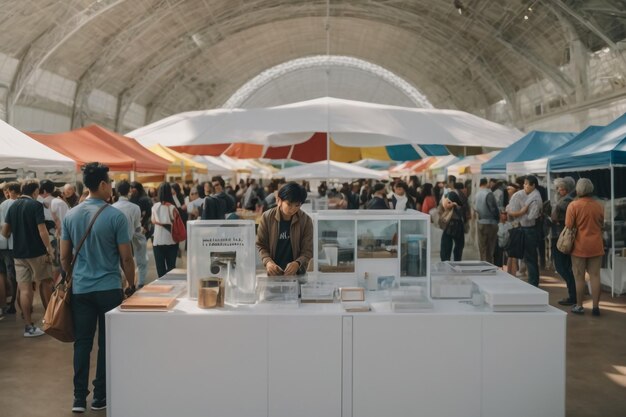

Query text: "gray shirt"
[112, 196, 141, 241]
[519, 189, 542, 227]
[475, 188, 499, 224]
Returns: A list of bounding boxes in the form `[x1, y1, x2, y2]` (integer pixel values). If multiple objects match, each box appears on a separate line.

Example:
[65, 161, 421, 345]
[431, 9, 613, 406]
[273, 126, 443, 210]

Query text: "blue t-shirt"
[62, 199, 130, 294]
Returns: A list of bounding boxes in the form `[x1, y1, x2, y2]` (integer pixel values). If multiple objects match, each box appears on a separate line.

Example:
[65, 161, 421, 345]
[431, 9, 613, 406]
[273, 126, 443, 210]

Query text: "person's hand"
[124, 285, 136, 298]
[266, 261, 283, 276]
[521, 205, 529, 214]
[283, 261, 300, 276]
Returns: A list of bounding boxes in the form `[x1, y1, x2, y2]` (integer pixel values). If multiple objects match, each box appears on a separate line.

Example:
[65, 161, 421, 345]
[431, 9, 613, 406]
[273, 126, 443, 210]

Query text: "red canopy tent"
[28, 125, 170, 173]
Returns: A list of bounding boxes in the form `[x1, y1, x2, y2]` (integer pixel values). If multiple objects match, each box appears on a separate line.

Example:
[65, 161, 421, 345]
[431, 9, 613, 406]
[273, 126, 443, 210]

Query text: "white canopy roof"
[275, 160, 387, 180]
[129, 97, 522, 148]
[192, 155, 235, 176]
[0, 120, 74, 171]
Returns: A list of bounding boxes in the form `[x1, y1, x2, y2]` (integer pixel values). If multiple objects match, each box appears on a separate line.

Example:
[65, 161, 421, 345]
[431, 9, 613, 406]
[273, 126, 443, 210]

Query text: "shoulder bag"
[504, 226, 525, 259]
[42, 204, 108, 342]
[556, 227, 576, 255]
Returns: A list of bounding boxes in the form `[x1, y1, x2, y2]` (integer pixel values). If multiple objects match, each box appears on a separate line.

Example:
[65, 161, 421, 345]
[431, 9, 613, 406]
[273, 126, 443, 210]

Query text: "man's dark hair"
[526, 175, 539, 187]
[211, 176, 225, 188]
[373, 183, 386, 194]
[21, 179, 39, 196]
[157, 182, 175, 204]
[277, 182, 307, 204]
[5, 182, 21, 194]
[39, 179, 55, 194]
[83, 162, 110, 191]
[454, 182, 465, 190]
[480, 178, 488, 186]
[448, 175, 456, 184]
[117, 180, 131, 196]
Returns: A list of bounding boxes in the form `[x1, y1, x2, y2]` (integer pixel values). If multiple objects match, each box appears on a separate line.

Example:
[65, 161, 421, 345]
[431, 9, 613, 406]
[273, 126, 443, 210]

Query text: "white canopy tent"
[275, 160, 387, 180]
[192, 155, 235, 177]
[129, 97, 523, 148]
[0, 120, 74, 173]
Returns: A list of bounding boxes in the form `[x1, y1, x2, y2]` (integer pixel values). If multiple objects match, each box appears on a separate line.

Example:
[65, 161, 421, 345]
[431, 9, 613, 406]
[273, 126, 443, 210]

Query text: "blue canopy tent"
[506, 126, 604, 175]
[549, 112, 626, 295]
[385, 144, 449, 161]
[481, 131, 577, 175]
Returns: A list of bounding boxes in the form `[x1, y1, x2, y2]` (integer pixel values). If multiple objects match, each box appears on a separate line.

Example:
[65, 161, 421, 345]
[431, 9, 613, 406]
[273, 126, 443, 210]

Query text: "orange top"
[565, 197, 605, 258]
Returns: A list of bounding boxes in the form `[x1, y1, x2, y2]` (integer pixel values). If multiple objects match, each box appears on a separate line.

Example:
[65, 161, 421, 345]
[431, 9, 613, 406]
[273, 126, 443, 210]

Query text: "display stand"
[106, 271, 565, 417]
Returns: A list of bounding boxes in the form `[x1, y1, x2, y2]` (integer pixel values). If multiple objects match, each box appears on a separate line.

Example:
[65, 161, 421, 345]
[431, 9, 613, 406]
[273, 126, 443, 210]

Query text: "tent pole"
[610, 165, 616, 297]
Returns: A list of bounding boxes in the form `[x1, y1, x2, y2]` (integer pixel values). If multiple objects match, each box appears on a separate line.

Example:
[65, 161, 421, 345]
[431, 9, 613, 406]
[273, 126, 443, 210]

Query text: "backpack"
[202, 196, 227, 220]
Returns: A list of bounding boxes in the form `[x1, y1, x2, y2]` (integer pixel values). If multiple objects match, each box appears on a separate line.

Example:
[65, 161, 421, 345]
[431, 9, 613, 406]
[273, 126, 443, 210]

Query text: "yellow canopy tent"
[149, 144, 208, 176]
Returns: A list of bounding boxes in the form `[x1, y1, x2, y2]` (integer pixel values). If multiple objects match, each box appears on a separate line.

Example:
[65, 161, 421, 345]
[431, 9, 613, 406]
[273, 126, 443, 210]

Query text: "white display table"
[106, 276, 565, 417]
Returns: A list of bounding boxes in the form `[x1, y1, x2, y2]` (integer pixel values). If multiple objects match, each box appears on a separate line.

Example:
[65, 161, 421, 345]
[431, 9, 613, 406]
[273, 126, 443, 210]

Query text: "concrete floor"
[1, 246, 625, 417]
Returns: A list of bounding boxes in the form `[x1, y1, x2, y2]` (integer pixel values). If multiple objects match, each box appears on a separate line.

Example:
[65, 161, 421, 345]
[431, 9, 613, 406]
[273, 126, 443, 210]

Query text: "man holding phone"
[256, 182, 313, 276]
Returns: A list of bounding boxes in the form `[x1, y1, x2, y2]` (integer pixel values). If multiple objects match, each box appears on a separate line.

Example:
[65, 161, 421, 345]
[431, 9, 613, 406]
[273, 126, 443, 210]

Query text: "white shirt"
[50, 197, 69, 229]
[0, 198, 16, 250]
[37, 195, 54, 221]
[112, 196, 141, 241]
[151, 202, 176, 246]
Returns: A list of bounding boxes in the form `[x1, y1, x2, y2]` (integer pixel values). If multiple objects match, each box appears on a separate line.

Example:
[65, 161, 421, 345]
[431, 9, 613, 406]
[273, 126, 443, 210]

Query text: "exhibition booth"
[106, 211, 566, 417]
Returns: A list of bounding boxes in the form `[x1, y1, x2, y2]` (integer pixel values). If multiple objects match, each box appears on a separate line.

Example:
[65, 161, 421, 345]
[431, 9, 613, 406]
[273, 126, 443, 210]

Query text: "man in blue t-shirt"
[60, 162, 135, 413]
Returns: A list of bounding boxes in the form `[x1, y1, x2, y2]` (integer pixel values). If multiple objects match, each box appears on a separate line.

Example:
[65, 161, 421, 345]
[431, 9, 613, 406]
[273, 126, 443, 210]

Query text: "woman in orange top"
[565, 178, 605, 316]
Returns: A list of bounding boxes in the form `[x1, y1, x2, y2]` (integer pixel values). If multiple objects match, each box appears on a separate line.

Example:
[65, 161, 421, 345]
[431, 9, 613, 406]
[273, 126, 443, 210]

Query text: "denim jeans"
[552, 241, 576, 302]
[153, 244, 178, 278]
[522, 227, 539, 287]
[440, 232, 465, 262]
[72, 288, 123, 401]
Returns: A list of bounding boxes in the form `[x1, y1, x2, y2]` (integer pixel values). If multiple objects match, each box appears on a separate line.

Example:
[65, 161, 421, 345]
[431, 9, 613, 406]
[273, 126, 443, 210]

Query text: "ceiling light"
[524, 15, 529, 20]
[453, 0, 466, 15]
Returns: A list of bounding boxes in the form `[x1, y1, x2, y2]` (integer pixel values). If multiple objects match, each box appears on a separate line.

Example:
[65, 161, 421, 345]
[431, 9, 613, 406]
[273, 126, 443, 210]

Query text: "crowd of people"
[0, 162, 609, 413]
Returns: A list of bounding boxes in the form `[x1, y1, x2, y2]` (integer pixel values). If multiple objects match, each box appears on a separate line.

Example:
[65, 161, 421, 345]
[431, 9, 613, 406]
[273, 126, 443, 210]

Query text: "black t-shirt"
[6, 196, 47, 259]
[274, 219, 294, 271]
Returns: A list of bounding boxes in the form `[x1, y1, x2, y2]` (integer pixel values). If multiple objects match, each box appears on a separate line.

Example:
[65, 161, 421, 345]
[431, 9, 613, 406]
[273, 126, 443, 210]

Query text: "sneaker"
[571, 305, 584, 314]
[91, 398, 107, 411]
[72, 398, 86, 413]
[557, 298, 576, 306]
[24, 325, 45, 337]
[592, 307, 600, 316]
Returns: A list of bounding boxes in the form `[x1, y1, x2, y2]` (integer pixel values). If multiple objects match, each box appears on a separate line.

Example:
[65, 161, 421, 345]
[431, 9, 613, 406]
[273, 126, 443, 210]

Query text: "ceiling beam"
[6, 0, 127, 124]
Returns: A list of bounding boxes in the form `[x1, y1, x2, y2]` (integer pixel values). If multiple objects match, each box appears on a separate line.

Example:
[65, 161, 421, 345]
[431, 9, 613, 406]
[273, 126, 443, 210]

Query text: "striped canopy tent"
[389, 157, 437, 175]
[218, 132, 448, 163]
[149, 144, 208, 175]
[424, 155, 461, 181]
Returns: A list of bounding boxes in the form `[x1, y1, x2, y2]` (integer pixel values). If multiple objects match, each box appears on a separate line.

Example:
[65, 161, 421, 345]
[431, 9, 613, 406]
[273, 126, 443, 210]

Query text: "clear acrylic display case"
[312, 210, 431, 296]
[430, 262, 477, 299]
[186, 220, 257, 305]
[256, 277, 299, 305]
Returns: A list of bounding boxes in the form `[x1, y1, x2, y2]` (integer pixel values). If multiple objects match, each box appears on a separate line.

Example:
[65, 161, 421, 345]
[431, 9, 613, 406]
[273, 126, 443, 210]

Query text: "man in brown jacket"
[256, 182, 313, 276]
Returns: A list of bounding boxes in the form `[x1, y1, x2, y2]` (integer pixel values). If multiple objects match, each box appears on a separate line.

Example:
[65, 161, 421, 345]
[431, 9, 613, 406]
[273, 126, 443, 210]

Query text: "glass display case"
[186, 220, 257, 305]
[256, 277, 299, 306]
[312, 210, 431, 296]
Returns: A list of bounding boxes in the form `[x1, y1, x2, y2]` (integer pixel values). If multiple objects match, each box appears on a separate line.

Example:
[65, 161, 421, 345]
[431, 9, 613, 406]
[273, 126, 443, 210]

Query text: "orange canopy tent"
[28, 125, 170, 173]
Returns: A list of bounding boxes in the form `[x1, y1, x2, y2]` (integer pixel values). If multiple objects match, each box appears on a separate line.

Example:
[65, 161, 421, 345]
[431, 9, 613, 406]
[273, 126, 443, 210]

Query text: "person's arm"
[118, 242, 136, 290]
[60, 238, 72, 274]
[255, 213, 282, 275]
[37, 223, 53, 255]
[288, 215, 313, 275]
[1, 223, 10, 239]
[526, 198, 541, 220]
[486, 192, 499, 219]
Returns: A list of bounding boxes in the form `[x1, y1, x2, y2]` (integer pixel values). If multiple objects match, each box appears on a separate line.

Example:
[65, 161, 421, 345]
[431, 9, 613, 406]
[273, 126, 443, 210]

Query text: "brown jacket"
[256, 207, 313, 270]
[565, 197, 605, 258]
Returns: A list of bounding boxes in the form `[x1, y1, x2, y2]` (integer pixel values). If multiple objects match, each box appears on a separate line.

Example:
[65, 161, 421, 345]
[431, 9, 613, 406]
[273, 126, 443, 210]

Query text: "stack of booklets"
[121, 283, 184, 311]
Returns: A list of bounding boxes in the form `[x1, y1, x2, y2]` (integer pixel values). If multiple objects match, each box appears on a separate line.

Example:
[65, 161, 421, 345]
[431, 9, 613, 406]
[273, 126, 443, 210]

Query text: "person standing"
[151, 182, 179, 277]
[475, 178, 500, 263]
[2, 180, 54, 337]
[63, 183, 80, 208]
[567, 178, 605, 316]
[61, 162, 135, 412]
[211, 176, 236, 215]
[438, 191, 465, 261]
[129, 181, 152, 285]
[112, 180, 142, 287]
[515, 175, 543, 287]
[0, 182, 20, 316]
[365, 183, 389, 209]
[550, 177, 577, 306]
[256, 182, 313, 276]
[390, 181, 416, 211]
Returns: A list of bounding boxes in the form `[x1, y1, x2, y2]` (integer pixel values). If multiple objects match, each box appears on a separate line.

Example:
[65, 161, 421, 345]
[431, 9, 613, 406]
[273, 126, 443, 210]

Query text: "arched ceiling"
[0, 0, 625, 129]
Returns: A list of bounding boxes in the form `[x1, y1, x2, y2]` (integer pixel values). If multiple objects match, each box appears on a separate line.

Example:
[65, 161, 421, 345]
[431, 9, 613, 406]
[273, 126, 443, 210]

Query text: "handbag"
[42, 204, 108, 342]
[438, 206, 454, 230]
[170, 207, 187, 243]
[505, 226, 525, 259]
[556, 227, 576, 255]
